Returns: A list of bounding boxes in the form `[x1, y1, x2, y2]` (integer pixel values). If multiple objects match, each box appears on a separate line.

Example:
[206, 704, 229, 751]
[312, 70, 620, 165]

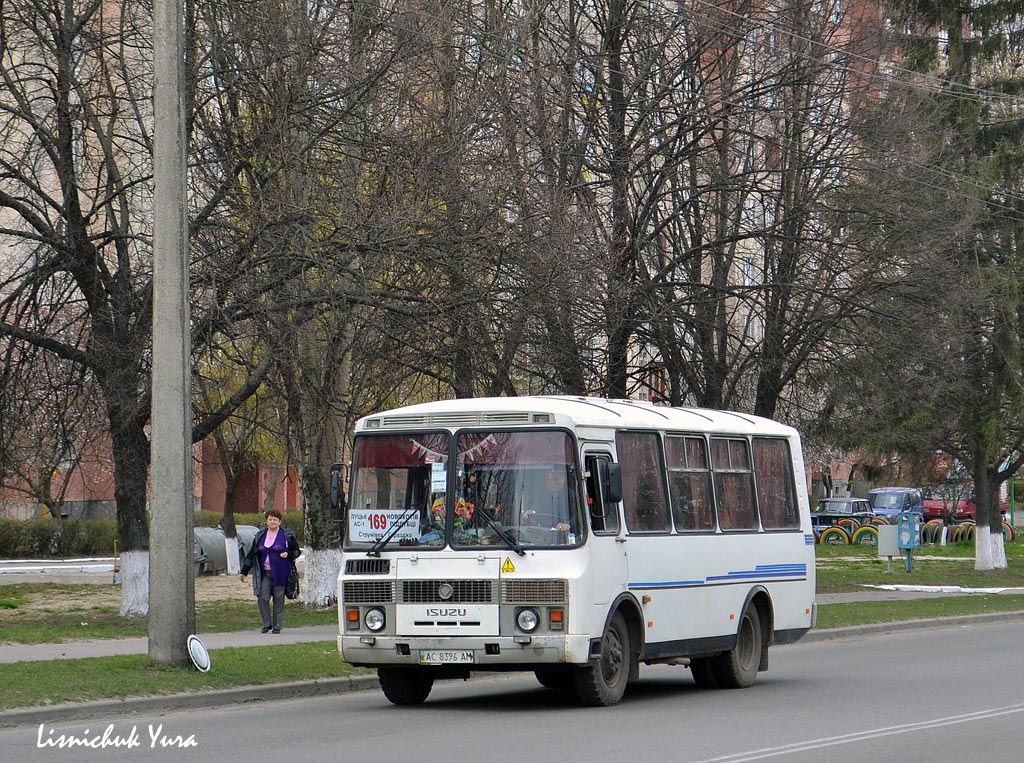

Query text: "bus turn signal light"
[549, 609, 564, 630]
[346, 608, 360, 630]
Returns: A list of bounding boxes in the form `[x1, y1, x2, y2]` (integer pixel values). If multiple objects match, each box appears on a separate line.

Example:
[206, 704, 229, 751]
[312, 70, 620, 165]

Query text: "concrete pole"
[149, 0, 195, 664]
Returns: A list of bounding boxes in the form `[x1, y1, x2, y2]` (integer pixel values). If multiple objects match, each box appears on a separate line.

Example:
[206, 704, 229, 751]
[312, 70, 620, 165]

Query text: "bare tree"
[0, 338, 104, 519]
[0, 0, 327, 613]
[0, 0, 160, 613]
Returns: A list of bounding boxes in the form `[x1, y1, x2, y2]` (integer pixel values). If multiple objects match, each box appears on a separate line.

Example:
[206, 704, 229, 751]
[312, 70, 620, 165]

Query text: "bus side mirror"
[329, 464, 343, 511]
[605, 463, 622, 504]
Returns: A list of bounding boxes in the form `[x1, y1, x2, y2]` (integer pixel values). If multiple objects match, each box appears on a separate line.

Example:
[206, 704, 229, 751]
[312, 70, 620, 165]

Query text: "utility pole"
[150, 0, 194, 664]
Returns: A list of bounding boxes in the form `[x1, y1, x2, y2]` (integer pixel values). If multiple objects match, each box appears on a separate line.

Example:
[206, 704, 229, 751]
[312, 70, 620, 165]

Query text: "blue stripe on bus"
[629, 563, 807, 590]
[805, 534, 816, 545]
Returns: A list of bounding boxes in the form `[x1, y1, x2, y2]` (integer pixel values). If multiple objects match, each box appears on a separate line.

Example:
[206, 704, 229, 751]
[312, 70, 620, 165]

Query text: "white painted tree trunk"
[300, 548, 342, 608]
[119, 549, 150, 616]
[224, 536, 240, 575]
[990, 526, 1007, 569]
[974, 525, 1007, 570]
[976, 525, 993, 570]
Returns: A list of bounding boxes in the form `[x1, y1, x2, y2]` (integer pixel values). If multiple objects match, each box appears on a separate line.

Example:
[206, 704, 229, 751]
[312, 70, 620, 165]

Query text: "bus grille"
[343, 580, 394, 604]
[345, 559, 390, 575]
[401, 580, 495, 604]
[501, 579, 568, 604]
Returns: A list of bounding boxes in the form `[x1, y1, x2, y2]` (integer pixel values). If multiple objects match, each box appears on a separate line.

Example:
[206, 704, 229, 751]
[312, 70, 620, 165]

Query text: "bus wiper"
[367, 505, 419, 557]
[477, 509, 526, 557]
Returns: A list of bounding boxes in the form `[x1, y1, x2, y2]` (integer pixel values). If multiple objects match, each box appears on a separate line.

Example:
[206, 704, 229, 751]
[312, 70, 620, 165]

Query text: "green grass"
[0, 593, 26, 609]
[816, 594, 1024, 628]
[815, 539, 1024, 593]
[1, 641, 370, 710]
[813, 539, 1024, 628]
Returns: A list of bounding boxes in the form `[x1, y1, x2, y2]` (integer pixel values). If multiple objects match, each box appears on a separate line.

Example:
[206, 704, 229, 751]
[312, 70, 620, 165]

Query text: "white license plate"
[419, 649, 474, 665]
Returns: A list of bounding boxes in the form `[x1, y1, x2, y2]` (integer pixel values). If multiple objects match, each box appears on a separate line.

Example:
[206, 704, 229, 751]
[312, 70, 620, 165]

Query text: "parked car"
[922, 496, 975, 521]
[866, 487, 924, 522]
[814, 498, 874, 518]
[812, 498, 874, 528]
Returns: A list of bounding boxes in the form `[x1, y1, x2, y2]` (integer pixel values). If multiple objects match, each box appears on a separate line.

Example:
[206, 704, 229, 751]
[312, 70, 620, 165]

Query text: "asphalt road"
[2, 618, 1022, 762]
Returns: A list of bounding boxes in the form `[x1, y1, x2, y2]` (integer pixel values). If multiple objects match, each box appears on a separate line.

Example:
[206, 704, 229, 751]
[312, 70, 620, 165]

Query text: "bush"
[0, 511, 306, 559]
[0, 518, 117, 559]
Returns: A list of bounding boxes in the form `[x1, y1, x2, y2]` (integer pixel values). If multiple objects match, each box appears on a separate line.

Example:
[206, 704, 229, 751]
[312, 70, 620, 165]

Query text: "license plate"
[419, 649, 474, 665]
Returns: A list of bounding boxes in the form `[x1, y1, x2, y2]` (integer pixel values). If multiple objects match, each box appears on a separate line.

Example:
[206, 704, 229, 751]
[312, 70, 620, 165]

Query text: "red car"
[922, 497, 974, 521]
[922, 493, 1008, 521]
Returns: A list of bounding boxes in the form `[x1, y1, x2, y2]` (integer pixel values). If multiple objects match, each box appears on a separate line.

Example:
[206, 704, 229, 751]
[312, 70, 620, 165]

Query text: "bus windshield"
[344, 430, 584, 551]
[454, 431, 583, 549]
[346, 432, 448, 551]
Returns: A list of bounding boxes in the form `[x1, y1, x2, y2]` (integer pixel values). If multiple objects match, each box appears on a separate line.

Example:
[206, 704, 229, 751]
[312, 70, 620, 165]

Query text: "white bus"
[335, 396, 816, 706]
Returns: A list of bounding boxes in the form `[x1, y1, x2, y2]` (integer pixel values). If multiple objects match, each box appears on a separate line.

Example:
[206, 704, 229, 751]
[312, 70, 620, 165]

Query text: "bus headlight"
[516, 608, 540, 632]
[364, 608, 386, 632]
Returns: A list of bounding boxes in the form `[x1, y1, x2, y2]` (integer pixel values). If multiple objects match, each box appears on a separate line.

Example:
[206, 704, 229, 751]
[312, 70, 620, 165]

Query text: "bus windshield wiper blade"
[367, 505, 419, 557]
[478, 509, 526, 557]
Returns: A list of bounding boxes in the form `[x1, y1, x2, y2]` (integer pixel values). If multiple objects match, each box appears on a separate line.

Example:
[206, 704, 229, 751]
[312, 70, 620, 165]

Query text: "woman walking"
[240, 509, 301, 633]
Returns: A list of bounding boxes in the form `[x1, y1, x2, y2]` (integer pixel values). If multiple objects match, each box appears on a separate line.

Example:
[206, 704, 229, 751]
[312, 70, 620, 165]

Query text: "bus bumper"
[338, 633, 594, 667]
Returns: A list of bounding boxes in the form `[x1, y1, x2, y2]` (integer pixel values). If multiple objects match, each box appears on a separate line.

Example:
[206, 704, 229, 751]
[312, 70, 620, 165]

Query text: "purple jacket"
[241, 527, 301, 595]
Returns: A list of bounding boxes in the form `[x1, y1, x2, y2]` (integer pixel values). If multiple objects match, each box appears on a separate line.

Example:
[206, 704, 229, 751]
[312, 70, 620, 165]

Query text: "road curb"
[5, 611, 1024, 729]
[801, 609, 1024, 642]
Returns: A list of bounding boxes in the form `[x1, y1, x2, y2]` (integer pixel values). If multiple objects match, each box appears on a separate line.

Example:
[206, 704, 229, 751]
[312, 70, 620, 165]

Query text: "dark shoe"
[272, 628, 281, 634]
[261, 626, 272, 633]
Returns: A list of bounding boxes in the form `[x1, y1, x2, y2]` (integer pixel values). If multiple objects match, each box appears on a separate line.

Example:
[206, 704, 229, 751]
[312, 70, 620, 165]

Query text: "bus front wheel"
[534, 669, 575, 690]
[378, 667, 434, 705]
[574, 612, 632, 706]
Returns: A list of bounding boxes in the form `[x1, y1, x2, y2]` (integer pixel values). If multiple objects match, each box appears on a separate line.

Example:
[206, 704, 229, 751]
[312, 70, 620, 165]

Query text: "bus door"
[583, 451, 627, 607]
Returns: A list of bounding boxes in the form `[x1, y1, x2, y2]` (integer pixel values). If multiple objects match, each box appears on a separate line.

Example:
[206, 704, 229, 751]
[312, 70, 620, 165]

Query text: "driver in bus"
[522, 467, 572, 532]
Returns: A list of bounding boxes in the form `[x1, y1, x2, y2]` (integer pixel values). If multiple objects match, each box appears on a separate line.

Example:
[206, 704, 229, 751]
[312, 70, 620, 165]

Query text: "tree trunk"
[222, 489, 240, 575]
[973, 458, 1007, 571]
[262, 466, 282, 514]
[603, 0, 634, 400]
[108, 409, 152, 616]
[300, 466, 344, 608]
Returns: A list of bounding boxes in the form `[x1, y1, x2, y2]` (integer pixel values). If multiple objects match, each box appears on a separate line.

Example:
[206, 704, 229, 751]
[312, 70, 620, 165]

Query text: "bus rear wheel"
[712, 607, 762, 689]
[689, 657, 719, 689]
[377, 667, 434, 705]
[574, 612, 631, 706]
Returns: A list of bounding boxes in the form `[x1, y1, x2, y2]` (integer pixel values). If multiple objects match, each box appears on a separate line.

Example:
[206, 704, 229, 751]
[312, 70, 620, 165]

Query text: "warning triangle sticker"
[501, 557, 516, 574]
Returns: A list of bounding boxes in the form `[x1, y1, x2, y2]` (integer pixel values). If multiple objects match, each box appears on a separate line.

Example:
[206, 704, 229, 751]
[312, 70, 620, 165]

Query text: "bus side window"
[585, 455, 620, 535]
[711, 437, 758, 531]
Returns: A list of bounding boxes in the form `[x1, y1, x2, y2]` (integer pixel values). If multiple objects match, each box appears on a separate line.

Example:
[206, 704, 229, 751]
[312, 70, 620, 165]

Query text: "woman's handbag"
[285, 564, 300, 600]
